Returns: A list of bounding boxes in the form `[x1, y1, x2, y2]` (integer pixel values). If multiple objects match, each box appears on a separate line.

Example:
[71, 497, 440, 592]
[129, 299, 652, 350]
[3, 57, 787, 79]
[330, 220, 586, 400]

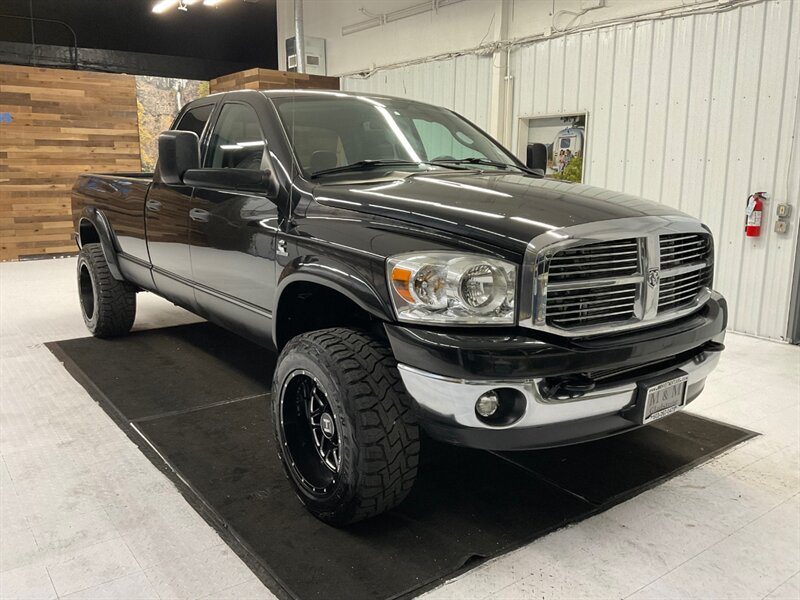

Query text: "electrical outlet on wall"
[580, 0, 605, 9]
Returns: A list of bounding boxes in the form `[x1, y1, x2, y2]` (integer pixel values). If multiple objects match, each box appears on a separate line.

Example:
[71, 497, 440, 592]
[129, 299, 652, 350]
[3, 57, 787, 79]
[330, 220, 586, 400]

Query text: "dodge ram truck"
[72, 90, 726, 525]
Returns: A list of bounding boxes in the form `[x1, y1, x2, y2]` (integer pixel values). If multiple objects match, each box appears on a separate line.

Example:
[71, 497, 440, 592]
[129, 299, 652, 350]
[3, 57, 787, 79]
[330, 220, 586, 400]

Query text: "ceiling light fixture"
[153, 0, 225, 12]
[152, 0, 178, 13]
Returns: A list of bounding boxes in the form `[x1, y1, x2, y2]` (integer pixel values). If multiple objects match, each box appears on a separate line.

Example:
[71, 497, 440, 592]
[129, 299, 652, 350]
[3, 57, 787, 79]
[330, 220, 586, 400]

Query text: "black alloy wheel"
[280, 369, 341, 493]
[272, 328, 420, 525]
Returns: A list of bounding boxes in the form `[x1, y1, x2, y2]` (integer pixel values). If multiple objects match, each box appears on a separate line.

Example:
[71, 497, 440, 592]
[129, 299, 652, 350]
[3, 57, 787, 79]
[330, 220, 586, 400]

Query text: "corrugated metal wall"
[344, 0, 800, 340]
[343, 53, 495, 130]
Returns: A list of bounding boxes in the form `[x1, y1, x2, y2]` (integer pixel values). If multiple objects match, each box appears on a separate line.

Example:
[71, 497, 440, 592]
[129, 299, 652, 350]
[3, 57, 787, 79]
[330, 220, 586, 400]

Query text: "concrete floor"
[0, 257, 798, 600]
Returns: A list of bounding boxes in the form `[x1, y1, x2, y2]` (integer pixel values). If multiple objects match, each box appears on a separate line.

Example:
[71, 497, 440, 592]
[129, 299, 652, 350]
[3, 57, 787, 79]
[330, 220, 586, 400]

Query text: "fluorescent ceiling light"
[154, 0, 222, 12]
[152, 0, 178, 13]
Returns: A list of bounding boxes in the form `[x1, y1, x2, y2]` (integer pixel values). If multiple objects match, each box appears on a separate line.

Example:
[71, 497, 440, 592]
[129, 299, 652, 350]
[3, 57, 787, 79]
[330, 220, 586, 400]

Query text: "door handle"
[145, 199, 162, 212]
[189, 208, 210, 223]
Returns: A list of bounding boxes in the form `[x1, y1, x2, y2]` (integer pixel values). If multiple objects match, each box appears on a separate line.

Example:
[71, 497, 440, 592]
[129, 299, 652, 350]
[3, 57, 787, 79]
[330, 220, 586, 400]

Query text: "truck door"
[145, 101, 214, 311]
[188, 100, 279, 344]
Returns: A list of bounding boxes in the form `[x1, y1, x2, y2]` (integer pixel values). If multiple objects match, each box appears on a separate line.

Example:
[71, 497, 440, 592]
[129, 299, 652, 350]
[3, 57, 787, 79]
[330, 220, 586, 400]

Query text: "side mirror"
[526, 143, 548, 176]
[182, 168, 272, 194]
[158, 131, 200, 185]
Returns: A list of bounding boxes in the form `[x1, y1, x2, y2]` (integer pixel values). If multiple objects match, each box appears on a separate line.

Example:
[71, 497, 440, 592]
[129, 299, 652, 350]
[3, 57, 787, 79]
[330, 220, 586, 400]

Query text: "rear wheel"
[272, 328, 419, 525]
[77, 243, 136, 338]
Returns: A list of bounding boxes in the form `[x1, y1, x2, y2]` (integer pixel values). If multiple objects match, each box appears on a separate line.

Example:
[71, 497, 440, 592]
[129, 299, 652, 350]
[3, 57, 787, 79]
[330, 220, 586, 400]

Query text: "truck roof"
[196, 88, 442, 109]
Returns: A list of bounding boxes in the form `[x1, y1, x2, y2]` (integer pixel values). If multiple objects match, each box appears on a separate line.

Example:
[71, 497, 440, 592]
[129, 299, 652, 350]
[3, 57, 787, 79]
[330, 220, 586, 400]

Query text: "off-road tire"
[272, 328, 420, 525]
[77, 243, 136, 338]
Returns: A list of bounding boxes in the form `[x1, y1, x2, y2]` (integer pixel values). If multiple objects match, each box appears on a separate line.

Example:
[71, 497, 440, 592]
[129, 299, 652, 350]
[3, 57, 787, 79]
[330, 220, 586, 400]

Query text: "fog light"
[476, 391, 500, 417]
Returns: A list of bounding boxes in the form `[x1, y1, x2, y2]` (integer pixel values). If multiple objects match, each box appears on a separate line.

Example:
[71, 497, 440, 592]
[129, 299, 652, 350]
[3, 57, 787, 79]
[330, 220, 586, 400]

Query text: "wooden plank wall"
[209, 68, 339, 94]
[0, 65, 335, 261]
[0, 64, 141, 261]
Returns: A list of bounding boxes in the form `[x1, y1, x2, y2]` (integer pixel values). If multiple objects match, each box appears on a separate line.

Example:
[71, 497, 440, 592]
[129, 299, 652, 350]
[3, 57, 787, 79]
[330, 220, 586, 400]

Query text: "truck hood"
[312, 171, 689, 254]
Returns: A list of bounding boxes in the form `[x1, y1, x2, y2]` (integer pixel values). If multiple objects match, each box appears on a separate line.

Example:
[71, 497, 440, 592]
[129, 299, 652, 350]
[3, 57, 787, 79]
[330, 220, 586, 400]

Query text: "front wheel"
[272, 328, 420, 525]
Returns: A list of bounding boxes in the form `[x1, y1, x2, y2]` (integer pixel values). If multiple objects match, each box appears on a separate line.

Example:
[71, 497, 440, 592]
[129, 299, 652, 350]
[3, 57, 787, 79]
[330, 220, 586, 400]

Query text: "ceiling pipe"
[342, 0, 468, 37]
[0, 13, 79, 68]
[294, 0, 305, 73]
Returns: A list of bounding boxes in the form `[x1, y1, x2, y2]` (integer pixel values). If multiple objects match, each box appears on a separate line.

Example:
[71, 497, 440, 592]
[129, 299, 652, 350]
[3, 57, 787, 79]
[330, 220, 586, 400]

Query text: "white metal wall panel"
[342, 0, 800, 339]
[342, 53, 493, 127]
[511, 0, 800, 340]
[642, 20, 674, 204]
[605, 24, 634, 193]
[623, 21, 654, 195]
[749, 0, 798, 337]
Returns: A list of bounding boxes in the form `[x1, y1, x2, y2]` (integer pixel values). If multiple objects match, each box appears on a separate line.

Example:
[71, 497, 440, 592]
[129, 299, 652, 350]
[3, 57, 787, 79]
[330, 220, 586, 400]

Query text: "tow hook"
[702, 341, 726, 353]
[539, 374, 596, 400]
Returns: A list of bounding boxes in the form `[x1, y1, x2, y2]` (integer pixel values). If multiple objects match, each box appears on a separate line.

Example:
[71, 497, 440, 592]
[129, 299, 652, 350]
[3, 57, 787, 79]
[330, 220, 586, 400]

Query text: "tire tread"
[79, 244, 136, 338]
[277, 327, 420, 524]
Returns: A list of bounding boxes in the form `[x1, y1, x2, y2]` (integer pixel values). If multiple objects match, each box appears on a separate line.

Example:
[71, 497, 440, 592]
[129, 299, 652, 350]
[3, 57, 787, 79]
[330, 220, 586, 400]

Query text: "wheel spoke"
[309, 387, 325, 416]
[312, 428, 324, 449]
[323, 444, 339, 471]
[330, 447, 340, 470]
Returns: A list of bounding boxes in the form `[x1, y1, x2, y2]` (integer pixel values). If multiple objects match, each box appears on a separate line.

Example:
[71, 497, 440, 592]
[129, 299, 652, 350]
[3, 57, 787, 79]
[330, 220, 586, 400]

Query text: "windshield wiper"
[310, 159, 470, 178]
[433, 157, 537, 175]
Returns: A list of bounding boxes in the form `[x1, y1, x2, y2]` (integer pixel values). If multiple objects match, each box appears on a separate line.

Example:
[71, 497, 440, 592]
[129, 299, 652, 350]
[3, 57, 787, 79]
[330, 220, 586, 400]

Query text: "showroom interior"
[0, 0, 799, 598]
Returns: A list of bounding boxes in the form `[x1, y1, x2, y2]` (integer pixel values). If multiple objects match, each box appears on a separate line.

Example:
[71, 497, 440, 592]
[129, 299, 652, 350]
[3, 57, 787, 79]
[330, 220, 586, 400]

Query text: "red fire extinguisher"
[745, 192, 766, 237]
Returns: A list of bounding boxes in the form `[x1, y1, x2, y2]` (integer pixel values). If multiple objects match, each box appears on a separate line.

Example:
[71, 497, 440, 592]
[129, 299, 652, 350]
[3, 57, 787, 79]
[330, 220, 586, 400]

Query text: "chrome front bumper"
[398, 350, 720, 433]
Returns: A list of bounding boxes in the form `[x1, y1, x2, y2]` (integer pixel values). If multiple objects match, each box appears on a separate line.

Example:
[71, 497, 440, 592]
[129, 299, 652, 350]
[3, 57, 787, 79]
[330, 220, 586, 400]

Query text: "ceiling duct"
[294, 0, 305, 73]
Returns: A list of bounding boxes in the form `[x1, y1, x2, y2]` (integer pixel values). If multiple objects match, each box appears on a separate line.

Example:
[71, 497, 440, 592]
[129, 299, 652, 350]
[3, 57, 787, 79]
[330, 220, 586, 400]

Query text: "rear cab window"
[174, 103, 214, 139]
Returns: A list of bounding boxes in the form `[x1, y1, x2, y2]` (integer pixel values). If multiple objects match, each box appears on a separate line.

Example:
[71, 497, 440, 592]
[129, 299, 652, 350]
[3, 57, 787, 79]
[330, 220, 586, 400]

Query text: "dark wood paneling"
[209, 68, 339, 94]
[0, 64, 141, 261]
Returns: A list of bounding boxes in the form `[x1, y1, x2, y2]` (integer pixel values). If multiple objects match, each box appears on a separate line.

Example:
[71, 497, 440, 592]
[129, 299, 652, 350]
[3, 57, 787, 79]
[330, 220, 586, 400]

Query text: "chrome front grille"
[659, 233, 712, 270]
[658, 265, 713, 313]
[657, 233, 713, 313]
[545, 239, 640, 328]
[547, 239, 639, 282]
[546, 283, 637, 327]
[525, 217, 715, 337]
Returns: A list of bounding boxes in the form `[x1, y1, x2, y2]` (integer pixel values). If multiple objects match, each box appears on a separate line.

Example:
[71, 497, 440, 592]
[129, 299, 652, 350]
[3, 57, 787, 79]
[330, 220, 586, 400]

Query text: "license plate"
[641, 373, 689, 424]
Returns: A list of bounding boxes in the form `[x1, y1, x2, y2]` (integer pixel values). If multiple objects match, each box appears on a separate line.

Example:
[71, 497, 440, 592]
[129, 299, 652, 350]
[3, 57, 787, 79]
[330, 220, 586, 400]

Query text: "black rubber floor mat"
[50, 322, 273, 420]
[499, 411, 753, 506]
[47, 323, 756, 600]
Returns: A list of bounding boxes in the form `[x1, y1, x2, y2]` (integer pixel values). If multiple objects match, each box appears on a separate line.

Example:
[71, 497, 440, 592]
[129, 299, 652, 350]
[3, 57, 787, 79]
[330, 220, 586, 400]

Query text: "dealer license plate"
[641, 373, 689, 424]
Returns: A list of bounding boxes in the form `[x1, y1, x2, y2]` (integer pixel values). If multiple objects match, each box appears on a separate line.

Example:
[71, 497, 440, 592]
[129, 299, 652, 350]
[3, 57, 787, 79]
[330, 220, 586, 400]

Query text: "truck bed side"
[71, 172, 154, 287]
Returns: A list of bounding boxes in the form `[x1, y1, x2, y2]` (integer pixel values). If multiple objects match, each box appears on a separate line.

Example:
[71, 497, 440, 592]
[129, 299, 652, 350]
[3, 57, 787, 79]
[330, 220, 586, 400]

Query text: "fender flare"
[78, 207, 124, 281]
[272, 256, 394, 344]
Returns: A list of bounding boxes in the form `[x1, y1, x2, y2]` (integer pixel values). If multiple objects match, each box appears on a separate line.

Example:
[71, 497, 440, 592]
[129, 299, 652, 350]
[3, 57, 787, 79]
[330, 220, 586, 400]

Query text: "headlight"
[387, 252, 516, 324]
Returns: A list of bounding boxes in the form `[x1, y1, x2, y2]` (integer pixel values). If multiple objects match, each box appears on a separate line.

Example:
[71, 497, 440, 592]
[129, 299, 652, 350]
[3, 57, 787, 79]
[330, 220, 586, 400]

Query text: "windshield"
[271, 93, 522, 177]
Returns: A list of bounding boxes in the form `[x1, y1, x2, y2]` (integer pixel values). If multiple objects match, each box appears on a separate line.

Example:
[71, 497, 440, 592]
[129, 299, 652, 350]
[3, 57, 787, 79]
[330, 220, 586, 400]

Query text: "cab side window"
[206, 104, 266, 170]
[175, 104, 213, 138]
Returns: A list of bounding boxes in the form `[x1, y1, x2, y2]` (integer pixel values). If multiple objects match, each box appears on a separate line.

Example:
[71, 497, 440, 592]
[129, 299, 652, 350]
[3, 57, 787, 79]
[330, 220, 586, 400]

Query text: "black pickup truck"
[72, 89, 726, 525]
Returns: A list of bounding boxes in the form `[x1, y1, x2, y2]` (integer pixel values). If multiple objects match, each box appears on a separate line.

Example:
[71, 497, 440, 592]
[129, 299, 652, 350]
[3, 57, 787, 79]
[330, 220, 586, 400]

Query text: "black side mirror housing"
[158, 131, 200, 185]
[526, 143, 548, 176]
[182, 168, 273, 194]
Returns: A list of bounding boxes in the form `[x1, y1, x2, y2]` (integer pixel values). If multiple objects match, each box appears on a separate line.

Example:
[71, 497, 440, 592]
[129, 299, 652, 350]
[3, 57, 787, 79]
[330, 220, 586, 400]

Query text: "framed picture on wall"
[522, 113, 588, 183]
